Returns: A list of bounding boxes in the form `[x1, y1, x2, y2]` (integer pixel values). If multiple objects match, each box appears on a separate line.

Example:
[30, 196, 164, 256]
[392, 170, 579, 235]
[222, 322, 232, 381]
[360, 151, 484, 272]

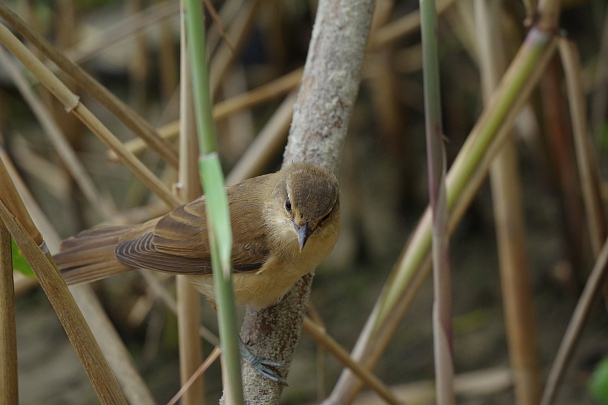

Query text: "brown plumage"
[54, 163, 340, 308]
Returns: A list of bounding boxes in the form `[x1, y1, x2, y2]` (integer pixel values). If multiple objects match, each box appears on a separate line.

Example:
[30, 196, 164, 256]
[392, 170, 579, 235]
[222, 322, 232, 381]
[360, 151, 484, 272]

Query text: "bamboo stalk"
[475, 2, 541, 404]
[0, 222, 18, 405]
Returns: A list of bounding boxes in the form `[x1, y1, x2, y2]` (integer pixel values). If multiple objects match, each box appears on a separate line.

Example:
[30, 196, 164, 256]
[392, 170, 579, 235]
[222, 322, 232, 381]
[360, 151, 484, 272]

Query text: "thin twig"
[559, 38, 608, 255]
[167, 347, 222, 405]
[302, 317, 404, 405]
[540, 236, 608, 405]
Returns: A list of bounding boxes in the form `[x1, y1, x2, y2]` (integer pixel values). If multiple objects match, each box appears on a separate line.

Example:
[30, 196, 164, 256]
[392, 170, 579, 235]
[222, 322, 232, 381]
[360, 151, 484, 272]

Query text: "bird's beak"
[295, 223, 313, 252]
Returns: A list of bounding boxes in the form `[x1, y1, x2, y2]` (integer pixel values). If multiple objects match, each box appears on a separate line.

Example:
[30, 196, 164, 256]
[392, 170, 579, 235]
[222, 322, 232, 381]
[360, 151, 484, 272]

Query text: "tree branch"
[238, 0, 375, 402]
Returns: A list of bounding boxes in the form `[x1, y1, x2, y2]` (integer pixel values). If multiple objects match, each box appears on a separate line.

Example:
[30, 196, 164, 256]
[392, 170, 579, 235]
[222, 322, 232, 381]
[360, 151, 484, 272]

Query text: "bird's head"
[271, 163, 340, 252]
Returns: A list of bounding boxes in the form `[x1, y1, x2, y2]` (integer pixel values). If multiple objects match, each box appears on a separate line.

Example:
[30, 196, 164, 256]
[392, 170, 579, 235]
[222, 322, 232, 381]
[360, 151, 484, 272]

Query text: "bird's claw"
[239, 338, 288, 385]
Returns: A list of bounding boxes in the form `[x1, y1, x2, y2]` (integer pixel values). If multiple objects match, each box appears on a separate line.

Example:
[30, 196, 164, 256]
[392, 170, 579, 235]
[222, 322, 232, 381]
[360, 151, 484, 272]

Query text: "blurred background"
[1, 0, 608, 403]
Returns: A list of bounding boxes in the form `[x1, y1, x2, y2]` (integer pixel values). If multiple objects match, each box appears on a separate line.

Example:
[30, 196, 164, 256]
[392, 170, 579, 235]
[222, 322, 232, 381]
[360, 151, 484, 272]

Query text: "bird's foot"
[239, 338, 288, 386]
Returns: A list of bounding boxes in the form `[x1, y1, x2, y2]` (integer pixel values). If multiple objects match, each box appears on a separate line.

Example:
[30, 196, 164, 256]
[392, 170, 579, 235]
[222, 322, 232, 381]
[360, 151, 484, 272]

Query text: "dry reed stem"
[419, 0, 454, 402]
[0, 47, 114, 220]
[167, 347, 222, 405]
[536, 36, 608, 405]
[13, 270, 38, 296]
[206, 0, 244, 58]
[302, 317, 404, 405]
[226, 92, 297, 185]
[158, 0, 179, 101]
[0, 170, 127, 403]
[328, 25, 559, 405]
[559, 38, 608, 255]
[0, 3, 180, 168]
[176, 278, 205, 404]
[69, 285, 158, 405]
[306, 303, 328, 400]
[0, 22, 180, 208]
[351, 366, 512, 405]
[108, 67, 301, 161]
[0, 222, 18, 404]
[174, 10, 205, 402]
[71, 105, 181, 207]
[65, 1, 179, 64]
[138, 271, 221, 345]
[369, 0, 457, 50]
[209, 0, 262, 99]
[127, 0, 150, 111]
[540, 236, 608, 405]
[214, 68, 303, 119]
[537, 0, 561, 32]
[590, 6, 608, 140]
[1, 151, 155, 404]
[475, 2, 541, 404]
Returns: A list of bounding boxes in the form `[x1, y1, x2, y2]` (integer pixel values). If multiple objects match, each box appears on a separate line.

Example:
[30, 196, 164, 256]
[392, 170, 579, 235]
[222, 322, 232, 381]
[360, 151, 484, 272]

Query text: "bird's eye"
[285, 197, 292, 213]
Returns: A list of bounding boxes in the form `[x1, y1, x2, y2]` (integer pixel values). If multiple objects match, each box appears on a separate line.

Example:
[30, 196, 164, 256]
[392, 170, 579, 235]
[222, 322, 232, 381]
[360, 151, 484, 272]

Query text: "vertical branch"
[0, 224, 18, 404]
[420, 1, 454, 403]
[240, 0, 374, 402]
[475, 2, 541, 404]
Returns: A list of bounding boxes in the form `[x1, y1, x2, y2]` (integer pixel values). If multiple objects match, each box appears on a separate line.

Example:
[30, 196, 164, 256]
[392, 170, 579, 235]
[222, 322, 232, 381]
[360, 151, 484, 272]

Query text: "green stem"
[184, 0, 243, 401]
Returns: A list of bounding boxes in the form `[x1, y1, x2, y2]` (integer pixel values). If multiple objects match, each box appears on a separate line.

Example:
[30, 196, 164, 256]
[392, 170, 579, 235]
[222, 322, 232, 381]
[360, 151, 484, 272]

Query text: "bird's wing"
[115, 179, 272, 274]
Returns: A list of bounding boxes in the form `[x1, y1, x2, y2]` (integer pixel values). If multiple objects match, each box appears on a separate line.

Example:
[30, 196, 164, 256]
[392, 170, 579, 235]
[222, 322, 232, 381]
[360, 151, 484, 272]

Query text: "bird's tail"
[54, 225, 138, 285]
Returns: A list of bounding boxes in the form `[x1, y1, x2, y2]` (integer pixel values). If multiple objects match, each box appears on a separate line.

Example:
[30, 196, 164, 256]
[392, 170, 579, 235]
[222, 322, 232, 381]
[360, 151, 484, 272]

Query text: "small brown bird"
[55, 162, 340, 309]
[55, 163, 339, 384]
